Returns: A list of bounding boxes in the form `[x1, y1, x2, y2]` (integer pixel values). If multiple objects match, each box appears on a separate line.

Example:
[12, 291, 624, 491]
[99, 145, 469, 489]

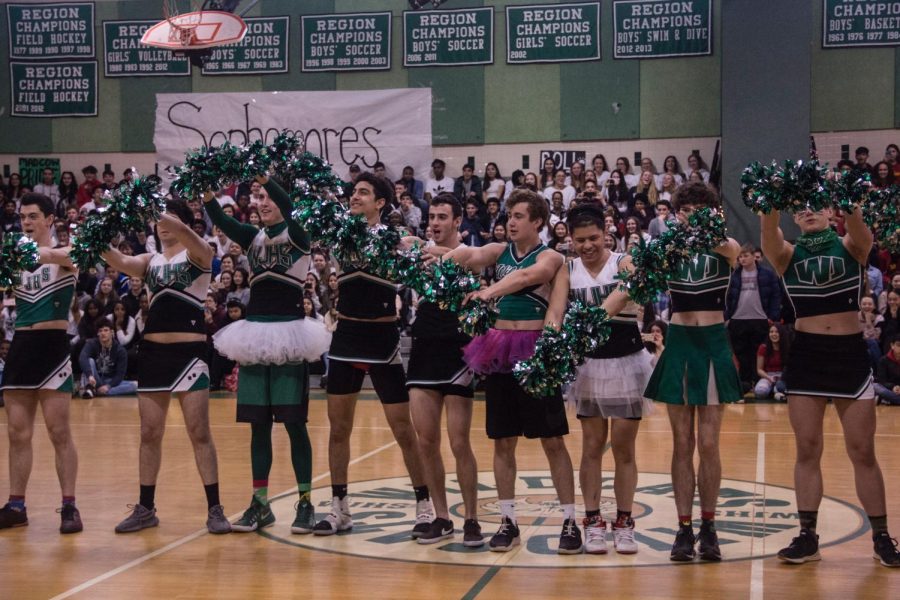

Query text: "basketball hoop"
[141, 0, 248, 51]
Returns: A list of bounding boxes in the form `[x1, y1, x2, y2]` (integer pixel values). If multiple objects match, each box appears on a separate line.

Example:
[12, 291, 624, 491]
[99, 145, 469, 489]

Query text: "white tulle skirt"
[567, 349, 655, 419]
[213, 318, 332, 365]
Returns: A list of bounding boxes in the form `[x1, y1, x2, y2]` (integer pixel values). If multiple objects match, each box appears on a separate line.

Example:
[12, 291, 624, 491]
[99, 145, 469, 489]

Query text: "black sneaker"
[489, 517, 520, 552]
[698, 523, 722, 561]
[777, 529, 820, 564]
[463, 519, 484, 547]
[0, 503, 28, 529]
[558, 518, 583, 555]
[873, 532, 900, 567]
[81, 385, 95, 400]
[58, 504, 83, 534]
[417, 517, 454, 545]
[670, 525, 696, 562]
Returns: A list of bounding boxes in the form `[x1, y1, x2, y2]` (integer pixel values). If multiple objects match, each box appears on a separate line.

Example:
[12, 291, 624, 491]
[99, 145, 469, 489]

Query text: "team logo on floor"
[262, 471, 867, 567]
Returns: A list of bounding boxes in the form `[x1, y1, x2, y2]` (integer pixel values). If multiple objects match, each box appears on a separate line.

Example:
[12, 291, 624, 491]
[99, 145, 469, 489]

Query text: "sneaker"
[558, 518, 583, 555]
[613, 518, 639, 554]
[0, 504, 28, 529]
[774, 392, 786, 402]
[412, 499, 435, 539]
[231, 497, 275, 533]
[313, 496, 353, 536]
[698, 523, 722, 561]
[58, 504, 83, 534]
[291, 499, 316, 534]
[777, 529, 820, 564]
[670, 525, 696, 562]
[583, 516, 608, 555]
[81, 385, 95, 400]
[873, 532, 900, 567]
[206, 505, 231, 534]
[115, 504, 159, 533]
[463, 519, 485, 547]
[417, 517, 454, 545]
[489, 517, 521, 552]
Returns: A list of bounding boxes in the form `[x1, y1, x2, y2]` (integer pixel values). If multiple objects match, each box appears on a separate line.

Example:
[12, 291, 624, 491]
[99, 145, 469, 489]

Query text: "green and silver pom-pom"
[420, 258, 482, 312]
[513, 301, 612, 397]
[0, 233, 40, 288]
[459, 299, 498, 337]
[618, 207, 726, 305]
[829, 168, 870, 213]
[70, 173, 166, 270]
[741, 159, 831, 214]
[863, 185, 900, 254]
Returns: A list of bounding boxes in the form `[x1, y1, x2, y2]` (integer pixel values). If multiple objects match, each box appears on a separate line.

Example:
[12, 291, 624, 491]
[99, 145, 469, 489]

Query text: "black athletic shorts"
[406, 337, 474, 399]
[138, 340, 209, 393]
[1, 329, 73, 392]
[484, 373, 568, 440]
[782, 331, 874, 399]
[329, 320, 400, 363]
[326, 359, 409, 404]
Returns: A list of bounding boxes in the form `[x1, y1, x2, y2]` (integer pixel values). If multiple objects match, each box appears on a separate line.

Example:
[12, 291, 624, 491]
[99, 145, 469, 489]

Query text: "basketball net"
[163, 0, 203, 47]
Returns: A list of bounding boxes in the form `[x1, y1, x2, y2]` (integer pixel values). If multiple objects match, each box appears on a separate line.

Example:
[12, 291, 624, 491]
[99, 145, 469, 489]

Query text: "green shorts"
[644, 323, 742, 406]
[236, 362, 309, 424]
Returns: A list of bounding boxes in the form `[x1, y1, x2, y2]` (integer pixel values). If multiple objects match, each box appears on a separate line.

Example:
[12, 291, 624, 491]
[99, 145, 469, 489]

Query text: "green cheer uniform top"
[15, 262, 76, 327]
[782, 233, 862, 318]
[668, 252, 732, 313]
[205, 180, 311, 322]
[495, 242, 552, 321]
[144, 249, 211, 335]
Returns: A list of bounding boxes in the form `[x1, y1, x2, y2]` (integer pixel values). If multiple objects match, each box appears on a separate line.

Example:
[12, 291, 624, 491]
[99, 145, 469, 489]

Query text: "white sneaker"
[313, 496, 353, 536]
[583, 516, 608, 554]
[613, 520, 639, 554]
[412, 498, 435, 539]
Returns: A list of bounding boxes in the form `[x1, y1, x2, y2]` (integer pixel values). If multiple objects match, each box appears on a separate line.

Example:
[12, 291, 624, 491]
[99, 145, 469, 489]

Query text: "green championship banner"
[7, 2, 95, 60]
[823, 0, 900, 47]
[19, 158, 61, 187]
[10, 61, 98, 117]
[201, 16, 289, 75]
[103, 20, 189, 77]
[301, 12, 391, 72]
[612, 0, 712, 59]
[403, 7, 493, 67]
[506, 3, 600, 64]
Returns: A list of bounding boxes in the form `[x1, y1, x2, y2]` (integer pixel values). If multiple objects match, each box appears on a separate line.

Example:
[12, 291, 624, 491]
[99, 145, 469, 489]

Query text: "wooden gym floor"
[1, 392, 899, 599]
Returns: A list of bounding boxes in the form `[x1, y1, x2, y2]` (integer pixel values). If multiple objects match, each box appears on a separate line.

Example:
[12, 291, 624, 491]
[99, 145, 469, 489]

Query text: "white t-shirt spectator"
[542, 185, 577, 209]
[34, 183, 60, 207]
[425, 177, 455, 199]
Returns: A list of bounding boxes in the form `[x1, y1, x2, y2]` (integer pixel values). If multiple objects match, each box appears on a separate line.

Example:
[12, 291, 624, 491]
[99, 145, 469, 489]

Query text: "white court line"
[749, 433, 766, 600]
[48, 440, 399, 600]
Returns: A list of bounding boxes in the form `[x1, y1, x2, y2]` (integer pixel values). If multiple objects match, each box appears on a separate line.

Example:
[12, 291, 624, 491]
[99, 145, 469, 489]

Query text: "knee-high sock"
[284, 422, 312, 499]
[251, 421, 274, 504]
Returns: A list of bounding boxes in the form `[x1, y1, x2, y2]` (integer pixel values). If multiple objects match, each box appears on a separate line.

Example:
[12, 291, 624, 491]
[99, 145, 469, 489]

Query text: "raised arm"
[38, 246, 76, 270]
[842, 205, 874, 265]
[471, 249, 563, 302]
[443, 242, 507, 272]
[203, 192, 258, 250]
[543, 263, 570, 329]
[158, 211, 213, 269]
[714, 237, 742, 267]
[260, 176, 310, 251]
[760, 211, 794, 276]
[101, 246, 152, 279]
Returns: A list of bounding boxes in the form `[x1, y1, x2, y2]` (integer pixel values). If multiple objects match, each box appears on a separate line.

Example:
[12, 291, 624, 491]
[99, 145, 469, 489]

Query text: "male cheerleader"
[102, 200, 229, 533]
[0, 193, 81, 533]
[314, 172, 432, 538]
[444, 189, 581, 554]
[642, 182, 741, 562]
[762, 203, 900, 567]
[407, 193, 483, 546]
[205, 176, 330, 533]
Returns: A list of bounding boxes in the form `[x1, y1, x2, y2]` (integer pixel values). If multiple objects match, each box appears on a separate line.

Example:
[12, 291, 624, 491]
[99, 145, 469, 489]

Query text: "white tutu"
[567, 350, 655, 419]
[213, 318, 332, 365]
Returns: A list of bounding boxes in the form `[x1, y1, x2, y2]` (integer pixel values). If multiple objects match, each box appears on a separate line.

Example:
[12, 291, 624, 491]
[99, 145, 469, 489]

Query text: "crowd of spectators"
[0, 142, 897, 403]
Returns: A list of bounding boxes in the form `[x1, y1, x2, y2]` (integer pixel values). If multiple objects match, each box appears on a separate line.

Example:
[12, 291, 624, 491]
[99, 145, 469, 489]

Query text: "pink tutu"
[462, 329, 541, 375]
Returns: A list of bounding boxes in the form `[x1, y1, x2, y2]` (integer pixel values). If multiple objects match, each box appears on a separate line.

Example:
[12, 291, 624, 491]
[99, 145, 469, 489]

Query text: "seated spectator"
[543, 168, 576, 209]
[567, 160, 586, 192]
[872, 161, 894, 190]
[460, 200, 487, 247]
[134, 292, 150, 335]
[622, 216, 651, 247]
[121, 276, 145, 318]
[79, 320, 137, 398]
[209, 299, 244, 391]
[226, 267, 251, 308]
[108, 300, 138, 349]
[686, 152, 711, 182]
[94, 277, 119, 315]
[629, 194, 655, 230]
[860, 296, 884, 367]
[1, 199, 21, 236]
[482, 162, 506, 202]
[490, 222, 507, 243]
[649, 199, 676, 238]
[642, 319, 668, 365]
[425, 159, 454, 202]
[875, 334, 900, 405]
[454, 163, 483, 207]
[548, 222, 572, 255]
[399, 191, 422, 233]
[878, 273, 900, 313]
[881, 289, 899, 355]
[754, 323, 789, 401]
[397, 165, 425, 202]
[603, 169, 632, 217]
[662, 155, 685, 186]
[214, 270, 233, 305]
[216, 255, 235, 281]
[227, 241, 250, 272]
